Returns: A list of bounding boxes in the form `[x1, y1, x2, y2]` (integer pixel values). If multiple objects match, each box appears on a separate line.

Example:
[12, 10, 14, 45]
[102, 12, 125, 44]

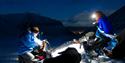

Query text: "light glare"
[91, 13, 96, 19]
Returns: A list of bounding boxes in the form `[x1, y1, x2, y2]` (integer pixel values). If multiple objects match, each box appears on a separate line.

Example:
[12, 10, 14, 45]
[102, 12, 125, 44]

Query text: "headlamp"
[91, 13, 97, 24]
[91, 13, 96, 19]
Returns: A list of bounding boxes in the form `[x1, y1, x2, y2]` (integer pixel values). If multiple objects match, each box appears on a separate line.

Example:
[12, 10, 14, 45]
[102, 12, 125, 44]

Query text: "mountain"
[66, 26, 96, 33]
[109, 5, 125, 33]
[64, 12, 92, 27]
[0, 13, 77, 47]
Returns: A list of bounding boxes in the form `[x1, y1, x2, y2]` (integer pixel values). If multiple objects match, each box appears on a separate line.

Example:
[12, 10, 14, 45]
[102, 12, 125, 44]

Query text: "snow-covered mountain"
[64, 12, 92, 27]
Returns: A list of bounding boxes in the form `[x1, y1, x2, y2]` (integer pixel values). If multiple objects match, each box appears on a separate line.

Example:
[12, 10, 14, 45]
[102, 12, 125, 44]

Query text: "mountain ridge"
[0, 12, 77, 47]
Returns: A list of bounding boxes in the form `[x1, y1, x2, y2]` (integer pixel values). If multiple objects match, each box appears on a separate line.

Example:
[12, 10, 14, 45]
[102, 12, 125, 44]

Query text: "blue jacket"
[17, 31, 42, 55]
[97, 17, 114, 35]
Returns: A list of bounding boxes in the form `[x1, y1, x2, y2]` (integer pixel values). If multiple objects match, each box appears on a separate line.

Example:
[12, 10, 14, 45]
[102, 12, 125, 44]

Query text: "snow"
[0, 36, 125, 63]
[51, 40, 125, 63]
[51, 43, 85, 57]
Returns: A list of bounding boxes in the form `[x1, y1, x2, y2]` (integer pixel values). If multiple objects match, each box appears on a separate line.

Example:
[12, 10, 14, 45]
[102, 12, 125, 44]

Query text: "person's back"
[97, 17, 114, 35]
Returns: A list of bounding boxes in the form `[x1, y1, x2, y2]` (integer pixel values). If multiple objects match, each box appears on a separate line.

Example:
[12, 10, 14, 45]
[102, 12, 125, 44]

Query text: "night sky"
[0, 0, 125, 26]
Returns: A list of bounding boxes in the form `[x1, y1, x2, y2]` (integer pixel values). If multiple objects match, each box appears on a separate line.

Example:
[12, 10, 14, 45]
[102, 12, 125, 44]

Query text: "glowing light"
[91, 13, 96, 19]
[90, 13, 97, 24]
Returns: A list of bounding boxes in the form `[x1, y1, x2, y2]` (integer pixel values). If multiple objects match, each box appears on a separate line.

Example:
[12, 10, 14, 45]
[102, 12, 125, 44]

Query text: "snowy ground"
[51, 42, 125, 63]
[0, 37, 125, 63]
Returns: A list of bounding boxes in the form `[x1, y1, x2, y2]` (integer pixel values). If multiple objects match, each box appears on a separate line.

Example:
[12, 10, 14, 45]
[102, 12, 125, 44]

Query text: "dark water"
[0, 37, 18, 63]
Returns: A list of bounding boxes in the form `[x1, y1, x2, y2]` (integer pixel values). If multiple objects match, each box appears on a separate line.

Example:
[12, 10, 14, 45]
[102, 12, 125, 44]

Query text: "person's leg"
[94, 36, 110, 56]
[106, 39, 118, 51]
[103, 38, 118, 58]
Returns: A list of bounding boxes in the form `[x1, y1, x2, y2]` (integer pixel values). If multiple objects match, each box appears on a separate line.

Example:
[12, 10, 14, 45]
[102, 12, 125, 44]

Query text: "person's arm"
[34, 38, 47, 51]
[97, 26, 104, 34]
[41, 40, 46, 51]
[101, 20, 109, 34]
[34, 37, 43, 46]
[98, 19, 105, 34]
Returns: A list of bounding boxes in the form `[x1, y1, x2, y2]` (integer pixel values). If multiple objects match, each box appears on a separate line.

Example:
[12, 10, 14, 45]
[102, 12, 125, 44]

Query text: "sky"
[0, 0, 125, 26]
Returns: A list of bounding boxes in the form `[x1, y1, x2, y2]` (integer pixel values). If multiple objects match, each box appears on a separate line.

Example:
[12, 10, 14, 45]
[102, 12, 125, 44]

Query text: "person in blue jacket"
[17, 26, 44, 62]
[91, 11, 118, 56]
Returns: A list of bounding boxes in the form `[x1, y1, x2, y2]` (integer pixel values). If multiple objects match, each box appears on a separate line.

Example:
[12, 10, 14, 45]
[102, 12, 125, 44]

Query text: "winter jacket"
[96, 17, 114, 38]
[17, 31, 42, 55]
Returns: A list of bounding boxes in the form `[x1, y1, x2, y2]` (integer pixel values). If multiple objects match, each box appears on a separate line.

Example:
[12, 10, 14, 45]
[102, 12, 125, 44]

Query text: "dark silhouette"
[44, 48, 81, 63]
[112, 29, 125, 58]
[109, 5, 125, 32]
